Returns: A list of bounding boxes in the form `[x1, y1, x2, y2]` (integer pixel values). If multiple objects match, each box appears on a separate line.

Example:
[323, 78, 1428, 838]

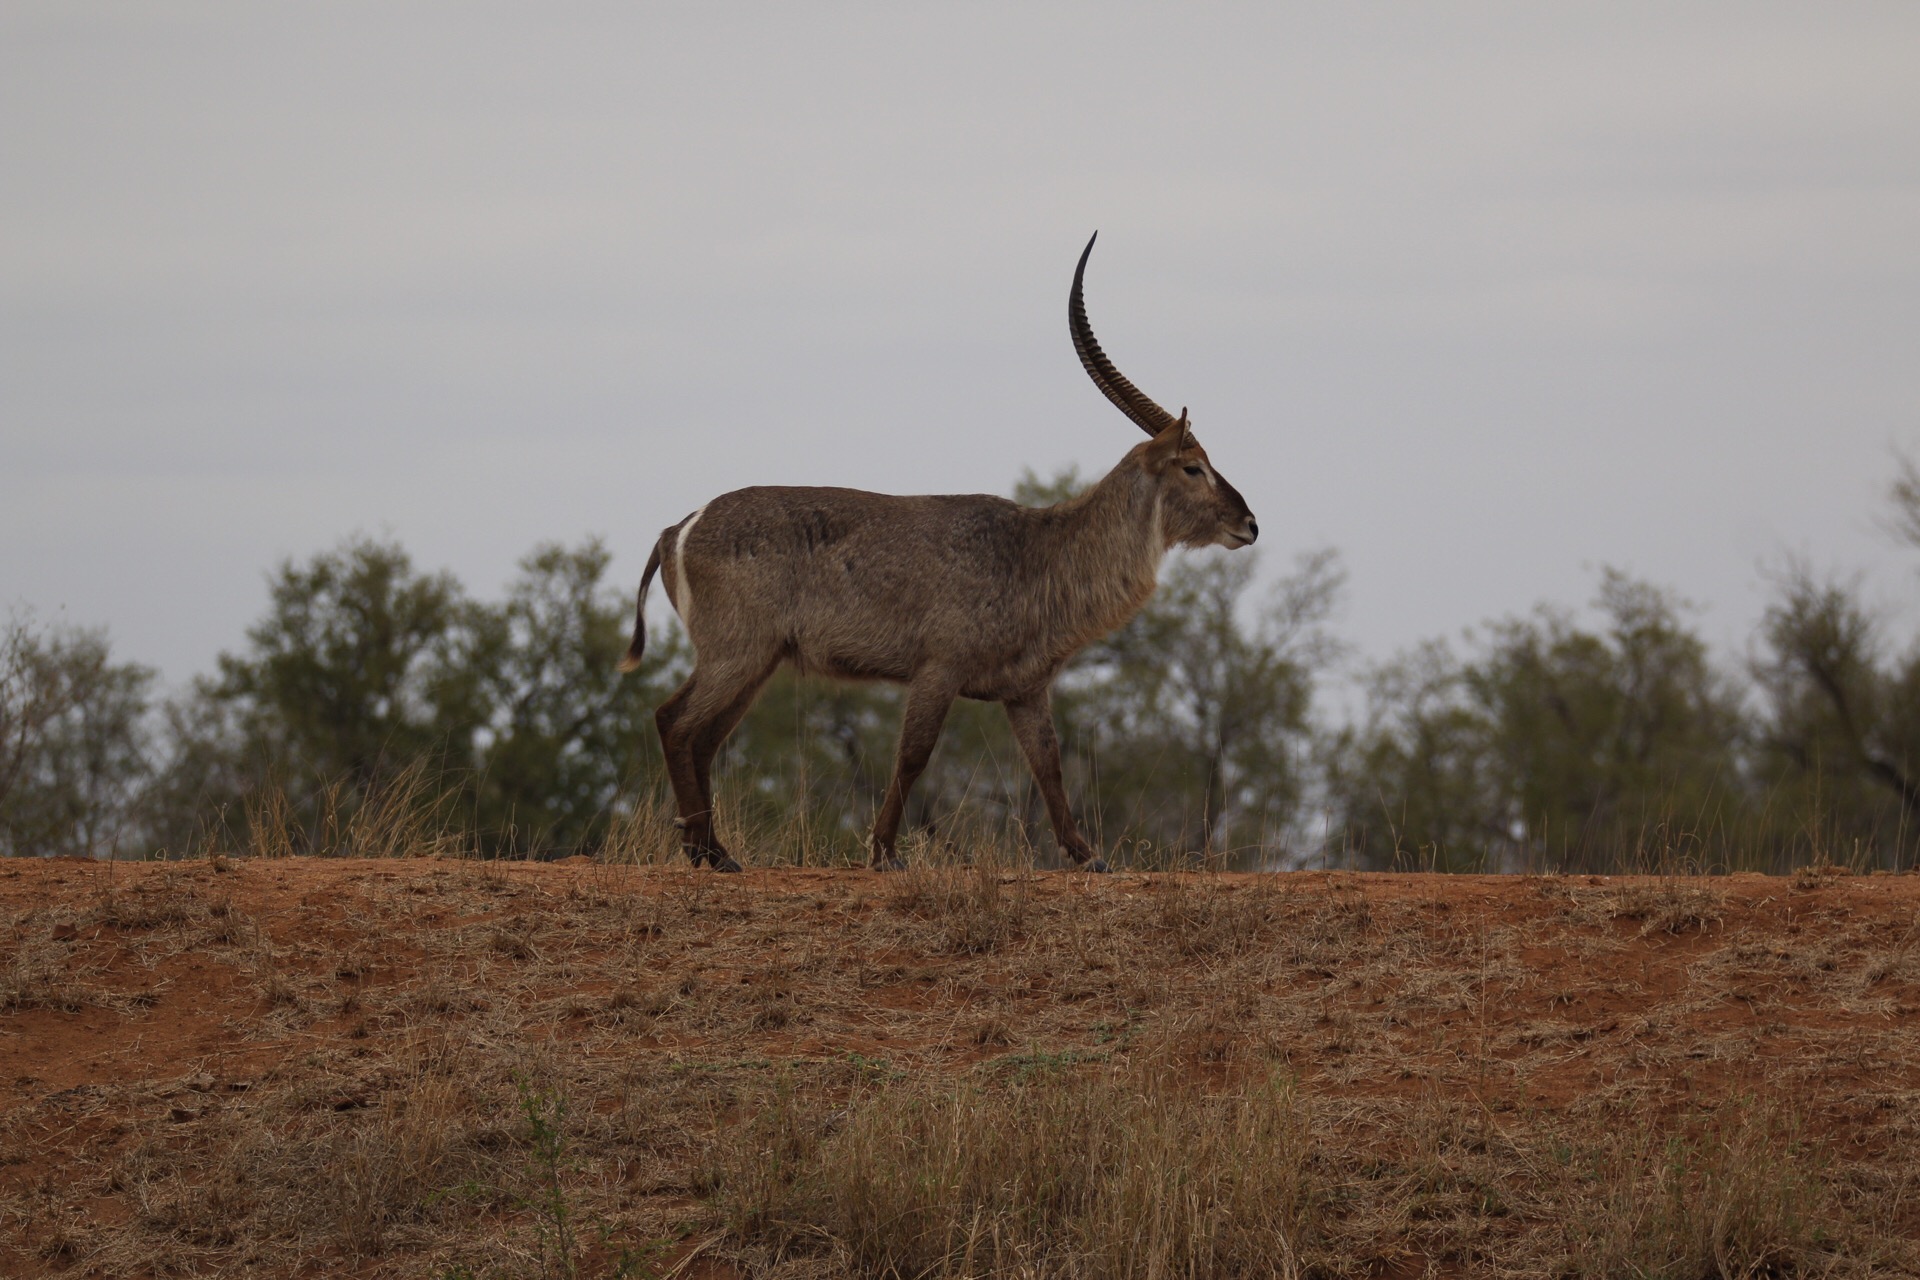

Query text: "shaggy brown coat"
[621, 237, 1257, 871]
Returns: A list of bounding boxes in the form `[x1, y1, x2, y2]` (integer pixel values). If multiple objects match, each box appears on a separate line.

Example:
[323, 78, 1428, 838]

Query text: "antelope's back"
[672, 485, 1035, 680]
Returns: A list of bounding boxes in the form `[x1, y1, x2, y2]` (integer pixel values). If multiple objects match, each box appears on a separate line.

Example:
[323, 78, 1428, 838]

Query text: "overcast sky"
[4, 4, 1918, 689]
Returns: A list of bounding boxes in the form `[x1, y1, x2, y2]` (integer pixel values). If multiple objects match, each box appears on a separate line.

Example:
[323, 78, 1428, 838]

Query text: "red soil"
[3, 857, 1917, 1275]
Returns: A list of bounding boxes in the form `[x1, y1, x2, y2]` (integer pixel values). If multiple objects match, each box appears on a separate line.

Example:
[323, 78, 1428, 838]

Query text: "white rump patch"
[672, 504, 708, 623]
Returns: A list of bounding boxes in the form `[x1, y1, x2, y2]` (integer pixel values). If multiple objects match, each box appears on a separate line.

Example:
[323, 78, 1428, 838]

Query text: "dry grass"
[1566, 1102, 1836, 1280]
[105, 1034, 511, 1268]
[885, 846, 1032, 955]
[1605, 878, 1729, 937]
[236, 758, 469, 859]
[0, 857, 1916, 1278]
[710, 1066, 1851, 1279]
[0, 944, 91, 1015]
[719, 1063, 1316, 1279]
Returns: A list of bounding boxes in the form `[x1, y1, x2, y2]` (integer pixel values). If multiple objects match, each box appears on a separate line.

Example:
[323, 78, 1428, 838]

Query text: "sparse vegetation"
[1567, 1102, 1835, 1280]
[719, 1063, 1317, 1278]
[2, 857, 1916, 1276]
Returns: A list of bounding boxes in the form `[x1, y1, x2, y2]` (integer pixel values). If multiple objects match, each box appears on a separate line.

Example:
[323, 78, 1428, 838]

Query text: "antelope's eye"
[1182, 465, 1203, 477]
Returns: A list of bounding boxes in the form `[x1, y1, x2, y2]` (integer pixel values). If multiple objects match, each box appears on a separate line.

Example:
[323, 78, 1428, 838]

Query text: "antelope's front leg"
[1003, 691, 1108, 872]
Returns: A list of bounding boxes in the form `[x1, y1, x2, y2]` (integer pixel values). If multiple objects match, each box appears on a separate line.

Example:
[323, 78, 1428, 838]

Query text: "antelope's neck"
[1035, 473, 1167, 648]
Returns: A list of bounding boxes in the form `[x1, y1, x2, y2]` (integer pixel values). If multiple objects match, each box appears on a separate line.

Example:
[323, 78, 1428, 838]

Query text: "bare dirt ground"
[3, 857, 1918, 1277]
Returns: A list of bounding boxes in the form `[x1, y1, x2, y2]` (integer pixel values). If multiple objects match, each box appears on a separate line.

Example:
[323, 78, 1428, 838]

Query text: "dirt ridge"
[4, 858, 1918, 1276]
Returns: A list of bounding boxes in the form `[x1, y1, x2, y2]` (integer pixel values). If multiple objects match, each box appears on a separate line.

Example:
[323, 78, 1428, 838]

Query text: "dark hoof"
[1082, 857, 1110, 874]
[870, 856, 906, 872]
[685, 847, 742, 872]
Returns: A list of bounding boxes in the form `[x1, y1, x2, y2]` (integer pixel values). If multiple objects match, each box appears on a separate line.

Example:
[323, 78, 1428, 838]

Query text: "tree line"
[3, 458, 1917, 870]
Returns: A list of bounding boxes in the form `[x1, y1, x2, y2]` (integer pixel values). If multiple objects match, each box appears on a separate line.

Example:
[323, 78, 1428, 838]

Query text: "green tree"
[139, 680, 254, 856]
[146, 535, 694, 858]
[1746, 453, 1920, 866]
[1321, 640, 1505, 869]
[467, 539, 684, 855]
[1478, 571, 1750, 862]
[0, 612, 154, 857]
[213, 535, 484, 790]
[1890, 449, 1920, 551]
[1328, 571, 1750, 870]
[143, 536, 499, 854]
[1752, 564, 1920, 862]
[1073, 548, 1343, 863]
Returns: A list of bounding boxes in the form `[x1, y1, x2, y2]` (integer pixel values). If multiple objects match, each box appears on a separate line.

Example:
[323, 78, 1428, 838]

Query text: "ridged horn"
[1069, 231, 1181, 438]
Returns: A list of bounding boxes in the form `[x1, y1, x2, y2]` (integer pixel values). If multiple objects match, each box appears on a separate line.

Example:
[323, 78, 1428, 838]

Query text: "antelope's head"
[1069, 233, 1259, 551]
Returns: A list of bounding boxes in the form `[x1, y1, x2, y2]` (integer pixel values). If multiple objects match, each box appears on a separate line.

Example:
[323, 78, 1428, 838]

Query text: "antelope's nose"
[1243, 517, 1259, 544]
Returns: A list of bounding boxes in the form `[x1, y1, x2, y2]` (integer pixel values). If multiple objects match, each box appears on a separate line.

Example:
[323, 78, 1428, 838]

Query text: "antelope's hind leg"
[1004, 691, 1108, 872]
[655, 657, 777, 872]
[869, 676, 957, 870]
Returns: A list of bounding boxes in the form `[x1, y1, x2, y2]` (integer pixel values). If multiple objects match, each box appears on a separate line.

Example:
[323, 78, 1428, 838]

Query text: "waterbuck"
[619, 233, 1258, 871]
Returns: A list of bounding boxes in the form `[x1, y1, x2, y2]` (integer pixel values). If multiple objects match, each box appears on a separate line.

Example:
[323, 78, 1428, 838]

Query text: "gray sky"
[4, 4, 1918, 688]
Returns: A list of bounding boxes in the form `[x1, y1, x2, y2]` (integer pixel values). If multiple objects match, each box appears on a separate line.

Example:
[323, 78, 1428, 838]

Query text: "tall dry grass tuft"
[605, 785, 881, 867]
[0, 941, 90, 1013]
[1150, 872, 1285, 958]
[103, 1035, 510, 1268]
[885, 839, 1031, 954]
[328, 759, 467, 857]
[600, 788, 681, 865]
[1566, 1102, 1836, 1279]
[243, 782, 301, 859]
[1605, 878, 1728, 937]
[720, 1062, 1319, 1279]
[232, 758, 466, 858]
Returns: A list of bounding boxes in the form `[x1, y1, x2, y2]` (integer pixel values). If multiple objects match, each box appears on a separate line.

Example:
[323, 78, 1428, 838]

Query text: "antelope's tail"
[616, 540, 663, 674]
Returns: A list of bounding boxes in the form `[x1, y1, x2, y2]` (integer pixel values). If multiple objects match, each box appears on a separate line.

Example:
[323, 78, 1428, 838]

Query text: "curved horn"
[1069, 231, 1181, 438]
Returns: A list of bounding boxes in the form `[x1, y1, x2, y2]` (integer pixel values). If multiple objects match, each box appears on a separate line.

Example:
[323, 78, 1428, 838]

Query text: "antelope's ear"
[1145, 408, 1190, 468]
